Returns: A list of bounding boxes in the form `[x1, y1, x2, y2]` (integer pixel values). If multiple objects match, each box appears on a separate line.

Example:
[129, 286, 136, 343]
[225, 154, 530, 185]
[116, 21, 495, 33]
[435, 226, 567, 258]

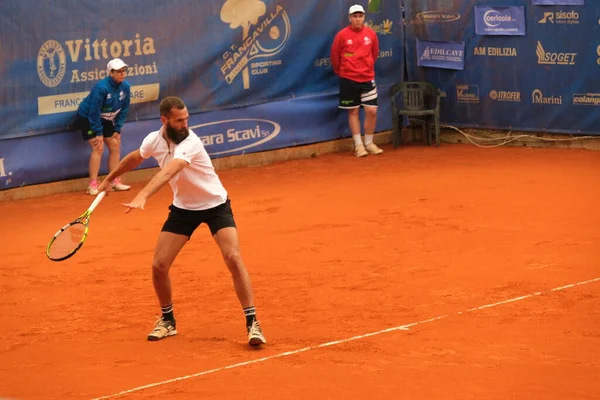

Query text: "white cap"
[349, 4, 365, 14]
[106, 58, 128, 72]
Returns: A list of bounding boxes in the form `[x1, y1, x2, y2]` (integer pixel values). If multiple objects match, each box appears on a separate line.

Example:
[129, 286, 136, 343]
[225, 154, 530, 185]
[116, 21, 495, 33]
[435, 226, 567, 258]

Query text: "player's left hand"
[122, 193, 146, 213]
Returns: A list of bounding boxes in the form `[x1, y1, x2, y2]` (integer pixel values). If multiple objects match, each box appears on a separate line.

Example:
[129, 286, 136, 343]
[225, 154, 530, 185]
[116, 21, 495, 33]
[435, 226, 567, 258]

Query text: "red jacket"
[331, 25, 379, 82]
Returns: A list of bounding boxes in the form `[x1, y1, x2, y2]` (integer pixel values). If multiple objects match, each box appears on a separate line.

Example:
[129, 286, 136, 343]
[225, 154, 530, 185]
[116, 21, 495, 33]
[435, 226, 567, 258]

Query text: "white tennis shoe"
[247, 320, 266, 346]
[112, 178, 131, 191]
[86, 183, 99, 196]
[147, 318, 177, 341]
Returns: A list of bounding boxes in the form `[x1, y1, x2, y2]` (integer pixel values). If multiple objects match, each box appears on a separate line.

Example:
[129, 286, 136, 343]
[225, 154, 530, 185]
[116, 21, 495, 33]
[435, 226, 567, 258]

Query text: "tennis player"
[330, 4, 383, 157]
[97, 96, 266, 346]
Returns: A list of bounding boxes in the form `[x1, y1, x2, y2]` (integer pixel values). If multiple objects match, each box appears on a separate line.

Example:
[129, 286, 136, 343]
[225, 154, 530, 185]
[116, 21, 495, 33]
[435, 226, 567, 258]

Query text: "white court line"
[92, 277, 600, 400]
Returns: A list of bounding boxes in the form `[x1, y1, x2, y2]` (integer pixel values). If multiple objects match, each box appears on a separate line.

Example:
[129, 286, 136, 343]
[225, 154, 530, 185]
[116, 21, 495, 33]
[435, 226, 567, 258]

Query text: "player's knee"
[105, 139, 119, 151]
[152, 258, 171, 274]
[223, 251, 243, 270]
[92, 142, 104, 153]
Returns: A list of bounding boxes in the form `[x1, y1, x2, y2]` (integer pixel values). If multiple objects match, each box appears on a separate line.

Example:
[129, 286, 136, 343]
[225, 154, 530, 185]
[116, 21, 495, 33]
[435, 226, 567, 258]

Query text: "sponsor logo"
[37, 34, 158, 86]
[489, 90, 521, 102]
[536, 41, 576, 65]
[36, 34, 160, 115]
[456, 84, 480, 103]
[538, 12, 554, 23]
[573, 93, 600, 106]
[597, 45, 600, 65]
[220, 1, 290, 90]
[379, 48, 393, 58]
[532, 89, 562, 105]
[364, 36, 372, 46]
[190, 119, 281, 156]
[37, 83, 159, 115]
[37, 40, 67, 88]
[314, 58, 331, 68]
[483, 10, 514, 27]
[538, 11, 579, 24]
[421, 47, 464, 61]
[366, 19, 393, 35]
[474, 47, 517, 56]
[415, 11, 461, 23]
[319, 51, 393, 66]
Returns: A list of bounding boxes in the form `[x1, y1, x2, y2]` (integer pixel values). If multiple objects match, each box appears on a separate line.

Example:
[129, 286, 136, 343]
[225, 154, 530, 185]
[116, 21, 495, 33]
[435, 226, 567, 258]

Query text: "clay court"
[1, 144, 599, 399]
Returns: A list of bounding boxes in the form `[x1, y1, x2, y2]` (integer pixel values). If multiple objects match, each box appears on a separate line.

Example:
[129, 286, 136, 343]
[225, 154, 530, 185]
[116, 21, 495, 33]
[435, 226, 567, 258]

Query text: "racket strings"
[48, 223, 86, 260]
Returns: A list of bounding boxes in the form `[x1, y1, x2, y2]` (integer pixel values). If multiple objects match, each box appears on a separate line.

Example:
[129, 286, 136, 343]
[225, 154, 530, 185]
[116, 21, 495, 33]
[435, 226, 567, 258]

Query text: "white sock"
[364, 134, 374, 145]
[352, 134, 363, 147]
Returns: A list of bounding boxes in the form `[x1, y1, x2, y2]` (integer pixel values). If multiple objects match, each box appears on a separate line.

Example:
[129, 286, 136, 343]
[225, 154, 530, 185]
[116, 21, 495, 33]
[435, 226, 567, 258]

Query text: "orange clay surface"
[1, 145, 599, 400]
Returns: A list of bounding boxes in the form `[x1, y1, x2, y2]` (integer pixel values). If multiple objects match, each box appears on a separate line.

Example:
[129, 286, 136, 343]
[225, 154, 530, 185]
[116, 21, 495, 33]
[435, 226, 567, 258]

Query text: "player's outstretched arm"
[98, 149, 144, 193]
[122, 158, 188, 213]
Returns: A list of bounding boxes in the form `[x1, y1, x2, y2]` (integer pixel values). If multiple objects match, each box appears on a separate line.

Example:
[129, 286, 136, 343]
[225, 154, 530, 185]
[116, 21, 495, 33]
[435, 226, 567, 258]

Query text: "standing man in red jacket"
[331, 4, 383, 157]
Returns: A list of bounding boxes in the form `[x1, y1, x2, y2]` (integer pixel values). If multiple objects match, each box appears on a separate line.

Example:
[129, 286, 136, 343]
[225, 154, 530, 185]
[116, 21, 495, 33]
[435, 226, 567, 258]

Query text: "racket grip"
[88, 191, 106, 212]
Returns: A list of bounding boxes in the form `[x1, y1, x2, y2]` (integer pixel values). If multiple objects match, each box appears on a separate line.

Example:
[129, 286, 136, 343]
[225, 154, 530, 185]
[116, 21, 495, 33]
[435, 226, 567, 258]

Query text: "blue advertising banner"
[0, 0, 404, 140]
[417, 40, 465, 70]
[0, 90, 394, 190]
[0, 0, 404, 190]
[533, 0, 584, 5]
[404, 0, 600, 135]
[474, 6, 526, 36]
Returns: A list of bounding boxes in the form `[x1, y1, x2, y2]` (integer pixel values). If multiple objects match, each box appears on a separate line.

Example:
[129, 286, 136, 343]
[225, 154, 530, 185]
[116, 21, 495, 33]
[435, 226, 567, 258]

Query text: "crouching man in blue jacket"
[76, 58, 131, 195]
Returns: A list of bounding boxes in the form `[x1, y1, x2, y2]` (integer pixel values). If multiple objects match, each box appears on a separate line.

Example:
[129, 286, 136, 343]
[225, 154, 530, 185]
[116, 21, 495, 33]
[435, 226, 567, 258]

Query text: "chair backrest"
[396, 82, 439, 111]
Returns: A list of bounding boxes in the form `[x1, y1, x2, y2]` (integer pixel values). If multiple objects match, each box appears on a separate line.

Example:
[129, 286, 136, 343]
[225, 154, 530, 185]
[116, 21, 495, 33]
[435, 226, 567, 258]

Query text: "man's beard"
[166, 124, 189, 144]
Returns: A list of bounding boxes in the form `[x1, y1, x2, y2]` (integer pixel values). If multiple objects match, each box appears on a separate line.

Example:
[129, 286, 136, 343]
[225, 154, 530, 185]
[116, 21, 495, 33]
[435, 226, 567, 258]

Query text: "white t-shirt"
[139, 128, 228, 210]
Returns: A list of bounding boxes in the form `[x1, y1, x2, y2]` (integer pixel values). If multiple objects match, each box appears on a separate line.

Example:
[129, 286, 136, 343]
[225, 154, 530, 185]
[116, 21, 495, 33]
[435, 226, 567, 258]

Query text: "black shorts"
[338, 77, 378, 109]
[75, 114, 116, 141]
[161, 199, 237, 238]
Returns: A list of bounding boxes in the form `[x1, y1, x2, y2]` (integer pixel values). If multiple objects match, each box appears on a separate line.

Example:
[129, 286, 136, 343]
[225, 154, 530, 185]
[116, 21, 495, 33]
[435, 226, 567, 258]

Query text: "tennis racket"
[46, 192, 106, 261]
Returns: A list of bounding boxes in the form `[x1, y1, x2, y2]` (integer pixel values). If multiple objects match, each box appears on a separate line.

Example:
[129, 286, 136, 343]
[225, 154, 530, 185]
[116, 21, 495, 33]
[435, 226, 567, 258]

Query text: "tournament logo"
[190, 118, 281, 156]
[220, 0, 291, 90]
[37, 40, 67, 88]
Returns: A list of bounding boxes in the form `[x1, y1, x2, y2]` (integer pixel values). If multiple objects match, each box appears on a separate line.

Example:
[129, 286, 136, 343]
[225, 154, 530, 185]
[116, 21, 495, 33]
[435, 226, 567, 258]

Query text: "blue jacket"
[77, 76, 131, 136]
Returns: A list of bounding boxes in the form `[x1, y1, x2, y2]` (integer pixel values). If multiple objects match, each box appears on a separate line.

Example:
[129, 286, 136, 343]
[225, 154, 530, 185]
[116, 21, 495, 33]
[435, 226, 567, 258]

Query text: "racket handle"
[88, 191, 106, 212]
